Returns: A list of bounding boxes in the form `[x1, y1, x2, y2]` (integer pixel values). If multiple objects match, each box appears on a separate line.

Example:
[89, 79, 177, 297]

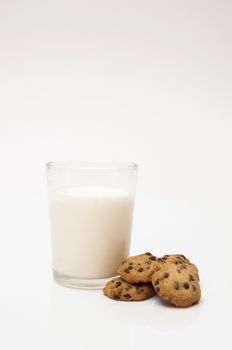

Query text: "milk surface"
[49, 186, 134, 278]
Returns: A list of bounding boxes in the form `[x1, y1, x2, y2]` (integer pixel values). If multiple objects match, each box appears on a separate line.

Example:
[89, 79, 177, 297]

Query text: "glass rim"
[46, 161, 138, 171]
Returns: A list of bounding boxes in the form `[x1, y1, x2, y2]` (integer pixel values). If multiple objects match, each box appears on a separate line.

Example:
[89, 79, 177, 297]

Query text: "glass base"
[53, 269, 117, 290]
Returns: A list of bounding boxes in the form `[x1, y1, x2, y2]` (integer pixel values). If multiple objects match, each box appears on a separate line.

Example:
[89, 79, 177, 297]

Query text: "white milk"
[49, 186, 134, 278]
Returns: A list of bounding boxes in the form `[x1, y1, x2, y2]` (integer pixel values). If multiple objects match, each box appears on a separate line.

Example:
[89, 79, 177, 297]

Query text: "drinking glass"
[46, 161, 138, 289]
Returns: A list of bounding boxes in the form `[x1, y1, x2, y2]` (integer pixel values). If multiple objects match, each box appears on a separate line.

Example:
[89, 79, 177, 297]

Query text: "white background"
[1, 0, 232, 349]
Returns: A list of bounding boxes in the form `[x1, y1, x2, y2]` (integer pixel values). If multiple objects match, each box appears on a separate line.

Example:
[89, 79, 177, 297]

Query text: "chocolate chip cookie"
[152, 263, 201, 307]
[117, 252, 158, 284]
[103, 277, 155, 301]
[160, 254, 200, 280]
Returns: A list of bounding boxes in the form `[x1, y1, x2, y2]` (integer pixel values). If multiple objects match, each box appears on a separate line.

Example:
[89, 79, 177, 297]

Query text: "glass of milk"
[46, 161, 138, 289]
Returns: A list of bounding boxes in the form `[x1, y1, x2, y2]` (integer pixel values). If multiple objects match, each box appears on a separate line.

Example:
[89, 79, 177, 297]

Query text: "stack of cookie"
[103, 252, 201, 307]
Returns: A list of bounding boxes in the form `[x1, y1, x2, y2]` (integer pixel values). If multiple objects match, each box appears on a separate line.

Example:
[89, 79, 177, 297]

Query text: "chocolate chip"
[149, 256, 157, 261]
[175, 261, 179, 265]
[183, 283, 189, 289]
[123, 293, 131, 298]
[113, 293, 120, 299]
[182, 265, 187, 269]
[162, 255, 170, 261]
[176, 268, 181, 273]
[157, 258, 163, 262]
[192, 285, 196, 291]
[174, 281, 179, 290]
[128, 266, 133, 270]
[138, 267, 144, 272]
[146, 260, 152, 265]
[189, 274, 195, 282]
[145, 252, 152, 255]
[164, 272, 169, 278]
[147, 266, 151, 269]
[115, 282, 121, 287]
[180, 254, 186, 259]
[124, 268, 130, 273]
[155, 287, 160, 293]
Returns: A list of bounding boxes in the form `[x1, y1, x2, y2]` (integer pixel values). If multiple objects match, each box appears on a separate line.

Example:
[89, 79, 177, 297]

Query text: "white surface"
[0, 0, 232, 349]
